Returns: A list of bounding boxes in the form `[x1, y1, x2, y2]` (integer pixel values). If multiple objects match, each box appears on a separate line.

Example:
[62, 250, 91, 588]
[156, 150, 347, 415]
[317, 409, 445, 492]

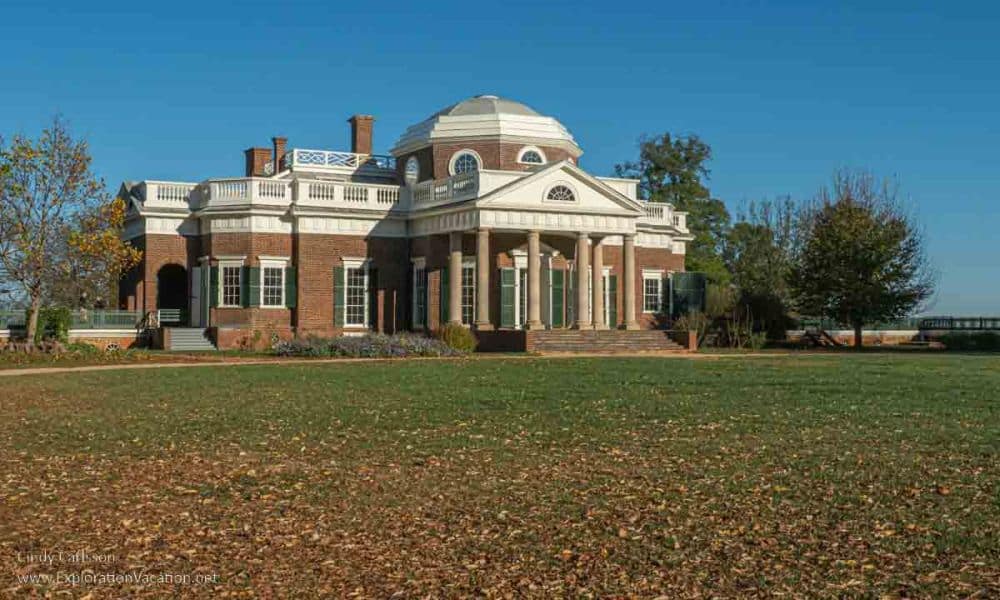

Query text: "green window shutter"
[550, 269, 564, 328]
[567, 269, 575, 325]
[285, 267, 296, 308]
[369, 267, 379, 329]
[247, 267, 261, 308]
[333, 266, 345, 327]
[608, 274, 618, 328]
[240, 266, 251, 308]
[664, 275, 672, 317]
[209, 266, 219, 308]
[500, 268, 516, 328]
[422, 269, 429, 329]
[439, 268, 448, 326]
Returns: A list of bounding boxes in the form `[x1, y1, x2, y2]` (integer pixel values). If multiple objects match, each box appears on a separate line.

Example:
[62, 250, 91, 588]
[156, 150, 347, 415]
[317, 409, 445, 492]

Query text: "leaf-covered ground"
[1, 355, 998, 597]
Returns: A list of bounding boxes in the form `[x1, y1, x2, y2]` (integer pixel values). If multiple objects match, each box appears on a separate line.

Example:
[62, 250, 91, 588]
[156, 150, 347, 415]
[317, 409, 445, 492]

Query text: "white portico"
[406, 159, 685, 330]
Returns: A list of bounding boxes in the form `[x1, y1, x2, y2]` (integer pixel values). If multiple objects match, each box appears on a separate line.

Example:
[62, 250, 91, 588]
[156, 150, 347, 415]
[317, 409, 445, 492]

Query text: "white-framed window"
[461, 261, 475, 325]
[412, 258, 426, 329]
[259, 259, 288, 308]
[643, 270, 664, 313]
[404, 156, 420, 184]
[449, 149, 481, 175]
[544, 183, 577, 203]
[343, 260, 369, 327]
[219, 262, 243, 307]
[517, 146, 546, 165]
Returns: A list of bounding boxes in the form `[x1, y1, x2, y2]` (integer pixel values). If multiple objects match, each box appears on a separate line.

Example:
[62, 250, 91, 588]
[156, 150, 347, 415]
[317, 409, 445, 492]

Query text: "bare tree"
[0, 118, 105, 339]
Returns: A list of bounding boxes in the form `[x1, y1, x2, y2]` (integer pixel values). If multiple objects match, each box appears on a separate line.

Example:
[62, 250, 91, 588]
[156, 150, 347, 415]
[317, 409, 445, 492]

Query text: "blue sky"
[2, 1, 998, 314]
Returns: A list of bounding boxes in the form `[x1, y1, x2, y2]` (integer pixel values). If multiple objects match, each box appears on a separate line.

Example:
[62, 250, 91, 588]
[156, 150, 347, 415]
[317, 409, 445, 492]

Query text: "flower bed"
[272, 334, 466, 358]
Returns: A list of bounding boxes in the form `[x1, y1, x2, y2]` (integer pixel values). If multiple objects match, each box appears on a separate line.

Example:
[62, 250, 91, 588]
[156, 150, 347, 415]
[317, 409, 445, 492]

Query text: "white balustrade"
[257, 179, 288, 201]
[412, 171, 480, 208]
[144, 182, 197, 207]
[639, 202, 687, 231]
[298, 180, 401, 211]
[343, 185, 368, 203]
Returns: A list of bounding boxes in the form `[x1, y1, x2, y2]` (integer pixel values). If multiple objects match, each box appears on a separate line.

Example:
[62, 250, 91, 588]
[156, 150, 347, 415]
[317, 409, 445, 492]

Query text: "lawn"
[1, 355, 998, 597]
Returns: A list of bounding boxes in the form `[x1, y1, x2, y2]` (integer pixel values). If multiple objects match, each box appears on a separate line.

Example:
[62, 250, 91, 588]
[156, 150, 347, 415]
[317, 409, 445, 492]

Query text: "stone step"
[527, 329, 684, 354]
[165, 328, 217, 352]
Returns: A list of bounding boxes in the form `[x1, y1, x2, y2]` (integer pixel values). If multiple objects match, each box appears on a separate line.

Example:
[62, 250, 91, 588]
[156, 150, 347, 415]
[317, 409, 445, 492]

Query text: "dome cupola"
[390, 95, 582, 158]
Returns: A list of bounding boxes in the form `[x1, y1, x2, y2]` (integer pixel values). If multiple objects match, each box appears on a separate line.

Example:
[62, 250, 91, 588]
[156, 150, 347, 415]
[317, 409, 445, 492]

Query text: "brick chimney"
[348, 115, 374, 155]
[244, 147, 272, 177]
[272, 136, 287, 172]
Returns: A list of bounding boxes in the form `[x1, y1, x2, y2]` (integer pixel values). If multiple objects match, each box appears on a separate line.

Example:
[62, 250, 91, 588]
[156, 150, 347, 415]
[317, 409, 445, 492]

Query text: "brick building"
[118, 95, 693, 350]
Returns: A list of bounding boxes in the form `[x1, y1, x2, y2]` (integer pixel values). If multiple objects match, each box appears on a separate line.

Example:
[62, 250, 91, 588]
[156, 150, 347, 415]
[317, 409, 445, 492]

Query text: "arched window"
[404, 156, 420, 184]
[546, 185, 575, 202]
[518, 147, 546, 164]
[450, 151, 480, 175]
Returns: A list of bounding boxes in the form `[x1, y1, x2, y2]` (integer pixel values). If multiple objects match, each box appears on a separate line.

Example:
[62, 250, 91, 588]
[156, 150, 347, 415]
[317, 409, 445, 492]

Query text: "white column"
[526, 230, 543, 330]
[475, 228, 492, 330]
[592, 239, 607, 330]
[574, 232, 591, 329]
[448, 231, 463, 325]
[624, 234, 639, 330]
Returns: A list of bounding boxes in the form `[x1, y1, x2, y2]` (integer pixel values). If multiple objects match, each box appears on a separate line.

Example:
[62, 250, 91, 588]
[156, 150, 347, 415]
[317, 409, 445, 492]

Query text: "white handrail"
[289, 149, 396, 171]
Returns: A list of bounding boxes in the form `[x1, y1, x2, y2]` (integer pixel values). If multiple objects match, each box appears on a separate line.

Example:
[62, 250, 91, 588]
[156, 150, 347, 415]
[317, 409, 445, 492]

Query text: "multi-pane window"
[546, 185, 575, 202]
[345, 267, 367, 326]
[404, 156, 420, 184]
[221, 265, 241, 307]
[412, 265, 426, 328]
[519, 149, 543, 164]
[262, 266, 284, 307]
[461, 264, 475, 325]
[452, 152, 479, 174]
[643, 277, 662, 313]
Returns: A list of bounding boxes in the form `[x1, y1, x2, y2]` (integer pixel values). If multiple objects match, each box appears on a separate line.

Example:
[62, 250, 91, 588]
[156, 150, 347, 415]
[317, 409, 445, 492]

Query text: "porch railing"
[156, 308, 187, 325]
[0, 310, 144, 331]
[918, 317, 1000, 330]
[287, 149, 396, 172]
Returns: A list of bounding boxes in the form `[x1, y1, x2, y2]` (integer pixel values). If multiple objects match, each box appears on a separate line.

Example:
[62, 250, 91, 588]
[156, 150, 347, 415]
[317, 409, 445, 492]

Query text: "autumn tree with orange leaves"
[0, 118, 141, 340]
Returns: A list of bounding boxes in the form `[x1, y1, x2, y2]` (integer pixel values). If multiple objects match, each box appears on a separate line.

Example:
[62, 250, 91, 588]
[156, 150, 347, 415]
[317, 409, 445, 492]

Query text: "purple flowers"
[272, 333, 465, 358]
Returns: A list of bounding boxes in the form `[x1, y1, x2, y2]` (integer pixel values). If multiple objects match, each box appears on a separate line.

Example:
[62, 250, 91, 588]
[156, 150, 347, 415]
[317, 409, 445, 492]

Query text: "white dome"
[391, 95, 581, 157]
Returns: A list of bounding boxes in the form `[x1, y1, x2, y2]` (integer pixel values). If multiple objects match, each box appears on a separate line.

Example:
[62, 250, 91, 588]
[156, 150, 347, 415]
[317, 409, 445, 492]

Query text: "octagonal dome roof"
[390, 95, 582, 157]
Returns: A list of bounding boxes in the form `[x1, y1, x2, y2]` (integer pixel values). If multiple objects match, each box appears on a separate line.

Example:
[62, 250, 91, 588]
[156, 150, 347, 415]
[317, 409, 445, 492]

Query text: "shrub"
[435, 323, 478, 353]
[673, 311, 710, 346]
[272, 333, 465, 358]
[65, 342, 101, 356]
[29, 307, 72, 343]
[939, 332, 1000, 352]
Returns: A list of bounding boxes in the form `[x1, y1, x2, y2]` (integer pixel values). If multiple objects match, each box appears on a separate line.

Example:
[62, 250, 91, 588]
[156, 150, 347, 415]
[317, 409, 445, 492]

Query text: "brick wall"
[201, 232, 293, 263]
[131, 225, 686, 346]
[295, 234, 409, 337]
[396, 142, 577, 181]
[120, 234, 201, 314]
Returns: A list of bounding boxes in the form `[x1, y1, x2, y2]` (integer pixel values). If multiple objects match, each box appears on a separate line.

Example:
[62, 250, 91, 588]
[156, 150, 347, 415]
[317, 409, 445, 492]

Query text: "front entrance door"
[514, 264, 552, 329]
[190, 266, 202, 327]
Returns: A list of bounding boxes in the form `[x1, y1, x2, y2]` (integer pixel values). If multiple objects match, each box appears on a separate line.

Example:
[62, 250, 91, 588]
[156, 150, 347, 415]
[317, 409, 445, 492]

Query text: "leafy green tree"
[790, 171, 934, 348]
[615, 133, 731, 283]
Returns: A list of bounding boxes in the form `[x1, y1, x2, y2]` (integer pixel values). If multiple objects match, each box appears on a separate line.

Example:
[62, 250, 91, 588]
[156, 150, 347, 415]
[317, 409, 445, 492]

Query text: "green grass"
[2, 354, 998, 597]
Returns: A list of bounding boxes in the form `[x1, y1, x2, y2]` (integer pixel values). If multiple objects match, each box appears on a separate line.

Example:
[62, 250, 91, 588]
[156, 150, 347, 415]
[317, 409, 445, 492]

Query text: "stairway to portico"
[525, 329, 686, 354]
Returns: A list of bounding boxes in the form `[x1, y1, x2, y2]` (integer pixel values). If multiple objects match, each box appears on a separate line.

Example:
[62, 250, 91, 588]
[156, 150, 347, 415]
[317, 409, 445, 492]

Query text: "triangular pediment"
[475, 161, 644, 216]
